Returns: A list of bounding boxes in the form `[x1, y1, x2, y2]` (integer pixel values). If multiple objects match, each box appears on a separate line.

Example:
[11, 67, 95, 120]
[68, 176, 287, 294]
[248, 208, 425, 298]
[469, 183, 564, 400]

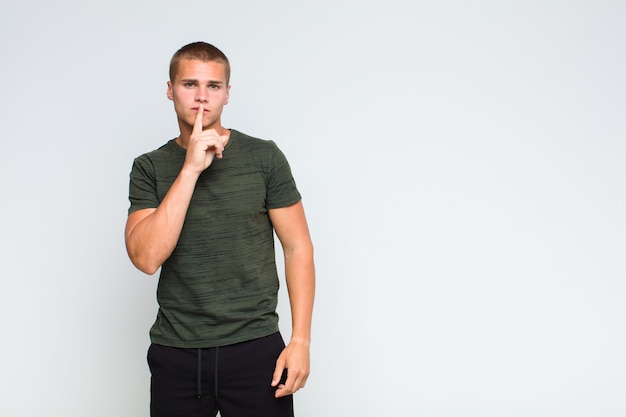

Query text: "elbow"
[285, 241, 315, 264]
[131, 250, 163, 275]
[128, 254, 161, 275]
[135, 261, 161, 275]
[126, 245, 162, 275]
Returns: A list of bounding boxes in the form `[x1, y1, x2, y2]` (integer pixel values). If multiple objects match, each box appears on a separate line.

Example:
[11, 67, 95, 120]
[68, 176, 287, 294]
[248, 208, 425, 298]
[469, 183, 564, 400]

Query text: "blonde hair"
[169, 42, 231, 83]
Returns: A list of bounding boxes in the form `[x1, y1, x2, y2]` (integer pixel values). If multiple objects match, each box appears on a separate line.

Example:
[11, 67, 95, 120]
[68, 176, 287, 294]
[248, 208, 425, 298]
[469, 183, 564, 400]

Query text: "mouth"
[192, 107, 209, 113]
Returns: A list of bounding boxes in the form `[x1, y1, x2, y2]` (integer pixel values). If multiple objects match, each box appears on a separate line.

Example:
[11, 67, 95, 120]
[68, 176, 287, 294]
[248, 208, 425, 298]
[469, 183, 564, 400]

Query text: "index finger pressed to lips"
[193, 104, 204, 134]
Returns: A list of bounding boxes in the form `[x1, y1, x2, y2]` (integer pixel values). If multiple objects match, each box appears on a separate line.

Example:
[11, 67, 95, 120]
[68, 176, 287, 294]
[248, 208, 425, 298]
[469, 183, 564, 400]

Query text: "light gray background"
[1, 1, 624, 416]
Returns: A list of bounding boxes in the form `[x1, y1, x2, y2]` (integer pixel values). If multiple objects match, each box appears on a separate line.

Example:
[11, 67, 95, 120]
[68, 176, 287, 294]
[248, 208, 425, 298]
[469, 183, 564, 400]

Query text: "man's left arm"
[269, 200, 315, 398]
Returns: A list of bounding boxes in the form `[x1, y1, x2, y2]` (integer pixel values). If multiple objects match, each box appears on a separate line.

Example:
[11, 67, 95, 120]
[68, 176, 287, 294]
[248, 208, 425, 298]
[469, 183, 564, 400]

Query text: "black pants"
[148, 332, 294, 417]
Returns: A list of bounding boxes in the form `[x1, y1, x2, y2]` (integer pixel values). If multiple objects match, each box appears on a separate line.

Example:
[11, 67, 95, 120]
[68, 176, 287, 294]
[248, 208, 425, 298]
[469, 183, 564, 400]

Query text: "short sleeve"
[265, 141, 302, 209]
[128, 156, 159, 214]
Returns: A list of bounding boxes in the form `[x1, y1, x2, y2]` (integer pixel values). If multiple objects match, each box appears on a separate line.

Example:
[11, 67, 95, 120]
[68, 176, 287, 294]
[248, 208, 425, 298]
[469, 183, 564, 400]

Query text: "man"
[125, 41, 315, 417]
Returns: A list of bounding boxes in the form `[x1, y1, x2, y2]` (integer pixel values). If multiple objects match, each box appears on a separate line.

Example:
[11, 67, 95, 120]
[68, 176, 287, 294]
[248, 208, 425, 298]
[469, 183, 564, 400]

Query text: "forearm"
[284, 246, 315, 343]
[125, 168, 200, 274]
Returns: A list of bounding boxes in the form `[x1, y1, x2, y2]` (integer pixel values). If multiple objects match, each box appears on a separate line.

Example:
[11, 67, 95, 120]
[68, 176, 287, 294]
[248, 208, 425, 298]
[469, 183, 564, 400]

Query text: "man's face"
[167, 59, 230, 131]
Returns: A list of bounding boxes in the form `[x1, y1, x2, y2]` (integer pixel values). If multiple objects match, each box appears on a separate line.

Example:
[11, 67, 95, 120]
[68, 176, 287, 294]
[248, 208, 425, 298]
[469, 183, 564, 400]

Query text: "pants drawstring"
[214, 347, 219, 398]
[197, 348, 202, 398]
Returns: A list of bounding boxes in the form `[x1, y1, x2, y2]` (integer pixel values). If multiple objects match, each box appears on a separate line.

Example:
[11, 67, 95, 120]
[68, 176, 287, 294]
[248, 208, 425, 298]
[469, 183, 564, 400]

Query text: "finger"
[271, 360, 285, 388]
[216, 134, 229, 158]
[193, 104, 204, 134]
[274, 384, 288, 398]
[275, 372, 305, 398]
[275, 369, 299, 398]
[283, 369, 304, 394]
[277, 376, 296, 397]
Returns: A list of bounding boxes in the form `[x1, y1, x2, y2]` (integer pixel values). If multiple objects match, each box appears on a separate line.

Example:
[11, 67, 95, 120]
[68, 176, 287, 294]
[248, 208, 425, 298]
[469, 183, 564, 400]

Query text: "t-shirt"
[128, 129, 301, 348]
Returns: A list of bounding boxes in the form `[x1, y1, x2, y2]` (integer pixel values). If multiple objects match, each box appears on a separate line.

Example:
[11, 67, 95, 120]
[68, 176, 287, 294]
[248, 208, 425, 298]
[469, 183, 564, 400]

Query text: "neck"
[175, 120, 229, 149]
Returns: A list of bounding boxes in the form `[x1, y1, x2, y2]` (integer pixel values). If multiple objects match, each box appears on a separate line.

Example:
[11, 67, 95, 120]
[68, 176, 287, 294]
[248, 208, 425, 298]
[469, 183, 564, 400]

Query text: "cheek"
[172, 90, 192, 104]
[216, 92, 229, 105]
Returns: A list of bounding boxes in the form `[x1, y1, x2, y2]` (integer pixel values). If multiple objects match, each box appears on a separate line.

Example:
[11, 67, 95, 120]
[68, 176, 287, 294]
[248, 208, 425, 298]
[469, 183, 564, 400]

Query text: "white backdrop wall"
[1, 1, 625, 416]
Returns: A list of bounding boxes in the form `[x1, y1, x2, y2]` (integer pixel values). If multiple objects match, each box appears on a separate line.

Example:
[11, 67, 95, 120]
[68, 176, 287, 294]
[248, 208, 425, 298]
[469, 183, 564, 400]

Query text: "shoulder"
[229, 129, 287, 165]
[130, 140, 184, 181]
[135, 139, 181, 161]
[230, 129, 279, 151]
[132, 140, 184, 173]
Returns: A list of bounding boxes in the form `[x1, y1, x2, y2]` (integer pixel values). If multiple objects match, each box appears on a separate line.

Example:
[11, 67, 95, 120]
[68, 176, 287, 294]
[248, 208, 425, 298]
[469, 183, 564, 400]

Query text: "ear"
[224, 85, 231, 105]
[166, 81, 173, 101]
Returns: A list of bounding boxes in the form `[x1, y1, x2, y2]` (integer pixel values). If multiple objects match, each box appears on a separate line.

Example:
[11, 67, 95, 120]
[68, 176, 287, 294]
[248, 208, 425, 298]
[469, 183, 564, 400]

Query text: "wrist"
[289, 336, 311, 346]
[179, 164, 202, 179]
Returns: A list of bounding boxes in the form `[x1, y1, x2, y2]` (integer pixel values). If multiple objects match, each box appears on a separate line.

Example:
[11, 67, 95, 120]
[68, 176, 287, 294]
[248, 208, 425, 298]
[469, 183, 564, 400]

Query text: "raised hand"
[183, 104, 227, 174]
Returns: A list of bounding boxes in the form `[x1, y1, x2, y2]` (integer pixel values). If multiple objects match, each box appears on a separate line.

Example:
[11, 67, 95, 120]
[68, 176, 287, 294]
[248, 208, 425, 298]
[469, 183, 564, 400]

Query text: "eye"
[209, 84, 220, 90]
[184, 82, 196, 88]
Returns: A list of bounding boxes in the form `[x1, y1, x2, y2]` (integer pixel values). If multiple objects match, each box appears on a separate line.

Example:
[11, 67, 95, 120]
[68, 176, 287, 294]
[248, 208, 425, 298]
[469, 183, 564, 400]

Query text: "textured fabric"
[128, 130, 301, 347]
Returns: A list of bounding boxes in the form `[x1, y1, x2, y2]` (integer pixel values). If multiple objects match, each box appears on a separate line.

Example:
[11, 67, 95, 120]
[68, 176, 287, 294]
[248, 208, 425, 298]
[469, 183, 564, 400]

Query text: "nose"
[195, 89, 208, 103]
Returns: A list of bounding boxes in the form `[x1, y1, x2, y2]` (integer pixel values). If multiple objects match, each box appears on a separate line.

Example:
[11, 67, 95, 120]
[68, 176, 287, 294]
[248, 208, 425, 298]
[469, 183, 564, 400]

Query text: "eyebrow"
[180, 78, 224, 85]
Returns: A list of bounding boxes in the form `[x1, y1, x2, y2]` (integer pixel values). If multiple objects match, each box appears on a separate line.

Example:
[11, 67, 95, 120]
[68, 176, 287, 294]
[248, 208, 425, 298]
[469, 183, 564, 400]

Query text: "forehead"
[174, 59, 228, 83]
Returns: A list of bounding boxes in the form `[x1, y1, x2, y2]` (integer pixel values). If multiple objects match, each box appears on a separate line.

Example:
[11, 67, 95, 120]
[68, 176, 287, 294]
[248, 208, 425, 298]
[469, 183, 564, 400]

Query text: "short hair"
[169, 42, 231, 83]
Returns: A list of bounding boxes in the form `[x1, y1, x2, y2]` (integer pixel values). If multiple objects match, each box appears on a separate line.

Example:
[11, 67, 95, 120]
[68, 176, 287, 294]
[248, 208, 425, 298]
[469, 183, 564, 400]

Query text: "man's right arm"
[125, 105, 226, 275]
[124, 168, 200, 275]
[125, 105, 227, 274]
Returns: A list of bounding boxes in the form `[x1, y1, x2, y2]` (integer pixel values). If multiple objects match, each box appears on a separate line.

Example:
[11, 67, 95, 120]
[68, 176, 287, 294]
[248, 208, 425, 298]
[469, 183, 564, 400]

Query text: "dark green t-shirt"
[128, 129, 301, 347]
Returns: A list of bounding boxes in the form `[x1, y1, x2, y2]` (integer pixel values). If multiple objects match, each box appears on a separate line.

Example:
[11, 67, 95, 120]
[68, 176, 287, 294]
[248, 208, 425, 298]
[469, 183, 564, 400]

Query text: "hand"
[184, 104, 227, 173]
[271, 339, 310, 398]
